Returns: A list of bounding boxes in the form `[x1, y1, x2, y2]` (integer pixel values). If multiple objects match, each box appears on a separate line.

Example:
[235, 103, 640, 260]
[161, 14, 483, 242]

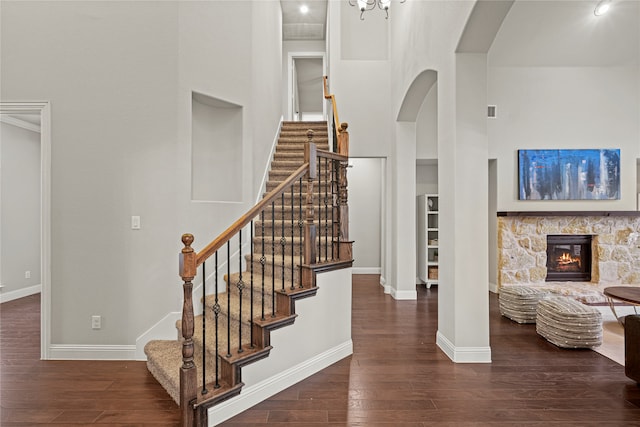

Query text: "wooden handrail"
[194, 163, 310, 267]
[323, 76, 341, 138]
[317, 149, 348, 162]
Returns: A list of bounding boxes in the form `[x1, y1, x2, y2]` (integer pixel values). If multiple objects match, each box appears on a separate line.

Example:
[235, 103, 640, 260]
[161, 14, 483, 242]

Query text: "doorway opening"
[0, 102, 51, 359]
[288, 53, 325, 121]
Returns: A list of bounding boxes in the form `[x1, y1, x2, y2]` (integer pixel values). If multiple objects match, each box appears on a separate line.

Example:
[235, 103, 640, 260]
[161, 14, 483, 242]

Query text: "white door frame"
[287, 52, 326, 121]
[0, 101, 51, 359]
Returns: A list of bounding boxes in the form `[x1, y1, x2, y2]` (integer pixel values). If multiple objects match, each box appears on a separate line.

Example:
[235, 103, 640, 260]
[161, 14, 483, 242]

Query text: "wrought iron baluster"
[290, 185, 295, 290]
[226, 241, 231, 358]
[331, 159, 336, 261]
[298, 176, 303, 289]
[261, 210, 266, 321]
[324, 157, 329, 262]
[214, 252, 220, 388]
[201, 261, 208, 395]
[281, 192, 286, 292]
[237, 230, 244, 353]
[271, 201, 275, 317]
[317, 157, 321, 263]
[250, 220, 254, 348]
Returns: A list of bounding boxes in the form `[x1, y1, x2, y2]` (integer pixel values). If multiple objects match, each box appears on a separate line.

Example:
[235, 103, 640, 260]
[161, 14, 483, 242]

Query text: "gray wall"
[0, 120, 41, 298]
[0, 1, 282, 352]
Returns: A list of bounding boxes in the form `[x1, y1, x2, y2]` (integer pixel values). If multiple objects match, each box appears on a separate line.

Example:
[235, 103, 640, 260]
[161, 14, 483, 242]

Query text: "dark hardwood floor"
[2, 275, 640, 426]
[0, 293, 180, 426]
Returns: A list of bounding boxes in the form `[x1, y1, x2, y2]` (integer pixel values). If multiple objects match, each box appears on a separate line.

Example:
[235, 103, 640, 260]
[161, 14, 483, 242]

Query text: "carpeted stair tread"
[205, 287, 286, 325]
[253, 220, 334, 238]
[273, 152, 306, 160]
[224, 271, 294, 295]
[251, 235, 334, 257]
[144, 339, 217, 404]
[261, 191, 327, 203]
[269, 171, 332, 181]
[245, 253, 300, 282]
[187, 313, 250, 360]
[274, 143, 329, 152]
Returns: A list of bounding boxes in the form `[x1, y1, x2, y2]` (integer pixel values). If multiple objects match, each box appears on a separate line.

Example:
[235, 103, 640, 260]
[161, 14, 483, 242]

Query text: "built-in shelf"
[497, 211, 640, 217]
[418, 194, 439, 288]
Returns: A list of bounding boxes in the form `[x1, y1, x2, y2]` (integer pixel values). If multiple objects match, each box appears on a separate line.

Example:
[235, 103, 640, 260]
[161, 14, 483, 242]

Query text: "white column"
[390, 121, 417, 300]
[436, 53, 491, 363]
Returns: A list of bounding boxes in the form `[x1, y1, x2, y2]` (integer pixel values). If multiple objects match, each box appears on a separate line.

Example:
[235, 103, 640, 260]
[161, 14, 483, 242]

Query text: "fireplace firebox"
[546, 235, 592, 282]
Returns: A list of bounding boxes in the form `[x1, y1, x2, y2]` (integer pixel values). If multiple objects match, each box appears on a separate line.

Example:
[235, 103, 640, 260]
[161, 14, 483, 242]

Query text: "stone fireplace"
[497, 212, 640, 290]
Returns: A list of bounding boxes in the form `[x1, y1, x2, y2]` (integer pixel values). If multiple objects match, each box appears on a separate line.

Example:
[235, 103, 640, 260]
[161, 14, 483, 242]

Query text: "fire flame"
[557, 252, 581, 267]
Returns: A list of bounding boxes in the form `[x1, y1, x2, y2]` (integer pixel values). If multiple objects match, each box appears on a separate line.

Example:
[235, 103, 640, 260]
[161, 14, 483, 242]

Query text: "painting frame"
[518, 149, 620, 201]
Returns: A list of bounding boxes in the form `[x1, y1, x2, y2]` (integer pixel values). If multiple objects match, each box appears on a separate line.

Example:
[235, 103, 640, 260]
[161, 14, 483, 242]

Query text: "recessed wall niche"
[191, 92, 243, 202]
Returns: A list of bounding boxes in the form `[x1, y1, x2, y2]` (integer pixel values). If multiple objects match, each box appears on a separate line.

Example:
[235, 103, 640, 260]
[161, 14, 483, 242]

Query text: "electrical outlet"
[131, 216, 141, 230]
[91, 315, 101, 330]
[25, 271, 31, 279]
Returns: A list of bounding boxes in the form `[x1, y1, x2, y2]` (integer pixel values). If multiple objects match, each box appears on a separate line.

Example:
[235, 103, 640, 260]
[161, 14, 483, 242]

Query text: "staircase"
[144, 120, 351, 426]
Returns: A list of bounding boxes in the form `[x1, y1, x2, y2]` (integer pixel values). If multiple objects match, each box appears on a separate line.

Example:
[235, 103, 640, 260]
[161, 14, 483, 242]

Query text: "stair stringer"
[208, 267, 353, 426]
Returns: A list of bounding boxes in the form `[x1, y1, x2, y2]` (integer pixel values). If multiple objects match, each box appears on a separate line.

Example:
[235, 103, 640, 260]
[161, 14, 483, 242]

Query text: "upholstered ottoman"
[536, 296, 602, 348]
[499, 286, 548, 324]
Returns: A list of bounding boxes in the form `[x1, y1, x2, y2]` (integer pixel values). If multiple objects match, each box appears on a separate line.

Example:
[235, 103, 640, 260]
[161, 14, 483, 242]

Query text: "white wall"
[252, 1, 284, 195]
[416, 163, 438, 196]
[416, 84, 438, 161]
[348, 158, 383, 272]
[487, 0, 640, 212]
[328, 2, 393, 159]
[0, 1, 283, 357]
[0, 120, 41, 300]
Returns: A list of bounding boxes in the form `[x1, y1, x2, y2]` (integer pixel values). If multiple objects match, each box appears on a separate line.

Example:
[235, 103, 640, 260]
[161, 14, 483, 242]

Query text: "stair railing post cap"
[182, 234, 194, 252]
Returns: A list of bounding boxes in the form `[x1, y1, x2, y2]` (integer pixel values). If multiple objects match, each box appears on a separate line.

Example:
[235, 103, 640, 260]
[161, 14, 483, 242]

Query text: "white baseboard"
[352, 267, 381, 275]
[135, 311, 181, 360]
[390, 288, 417, 300]
[209, 340, 353, 425]
[49, 344, 137, 360]
[379, 276, 391, 294]
[0, 284, 41, 303]
[436, 331, 492, 363]
[488, 282, 498, 294]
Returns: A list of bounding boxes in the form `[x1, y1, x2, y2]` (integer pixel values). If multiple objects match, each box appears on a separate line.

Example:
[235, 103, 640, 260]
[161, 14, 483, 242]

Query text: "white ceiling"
[281, 0, 328, 40]
[489, 0, 640, 66]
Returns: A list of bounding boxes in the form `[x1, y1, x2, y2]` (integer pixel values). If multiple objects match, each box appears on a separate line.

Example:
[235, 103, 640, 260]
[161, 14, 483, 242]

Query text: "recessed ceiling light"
[300, 5, 309, 14]
[594, 0, 611, 16]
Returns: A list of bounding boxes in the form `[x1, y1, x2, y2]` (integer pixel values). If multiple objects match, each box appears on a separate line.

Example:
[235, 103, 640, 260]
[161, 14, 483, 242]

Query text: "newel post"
[179, 234, 197, 427]
[337, 123, 353, 261]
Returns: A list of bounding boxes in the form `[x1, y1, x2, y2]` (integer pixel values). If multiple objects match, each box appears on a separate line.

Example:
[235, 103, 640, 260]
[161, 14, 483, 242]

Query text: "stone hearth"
[498, 214, 640, 296]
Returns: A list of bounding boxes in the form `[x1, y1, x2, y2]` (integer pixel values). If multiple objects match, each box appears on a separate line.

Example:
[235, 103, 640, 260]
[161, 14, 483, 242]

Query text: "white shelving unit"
[417, 194, 438, 288]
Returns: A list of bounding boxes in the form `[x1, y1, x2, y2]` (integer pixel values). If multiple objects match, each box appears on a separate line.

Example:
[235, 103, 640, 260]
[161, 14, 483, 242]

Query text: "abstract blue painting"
[518, 149, 620, 200]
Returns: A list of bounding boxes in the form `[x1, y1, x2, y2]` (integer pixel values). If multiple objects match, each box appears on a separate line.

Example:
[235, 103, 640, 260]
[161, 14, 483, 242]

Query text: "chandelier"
[348, 0, 406, 20]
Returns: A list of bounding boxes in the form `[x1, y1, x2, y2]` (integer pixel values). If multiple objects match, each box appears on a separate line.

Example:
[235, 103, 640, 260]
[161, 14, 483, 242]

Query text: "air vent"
[487, 105, 497, 118]
[283, 23, 325, 40]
